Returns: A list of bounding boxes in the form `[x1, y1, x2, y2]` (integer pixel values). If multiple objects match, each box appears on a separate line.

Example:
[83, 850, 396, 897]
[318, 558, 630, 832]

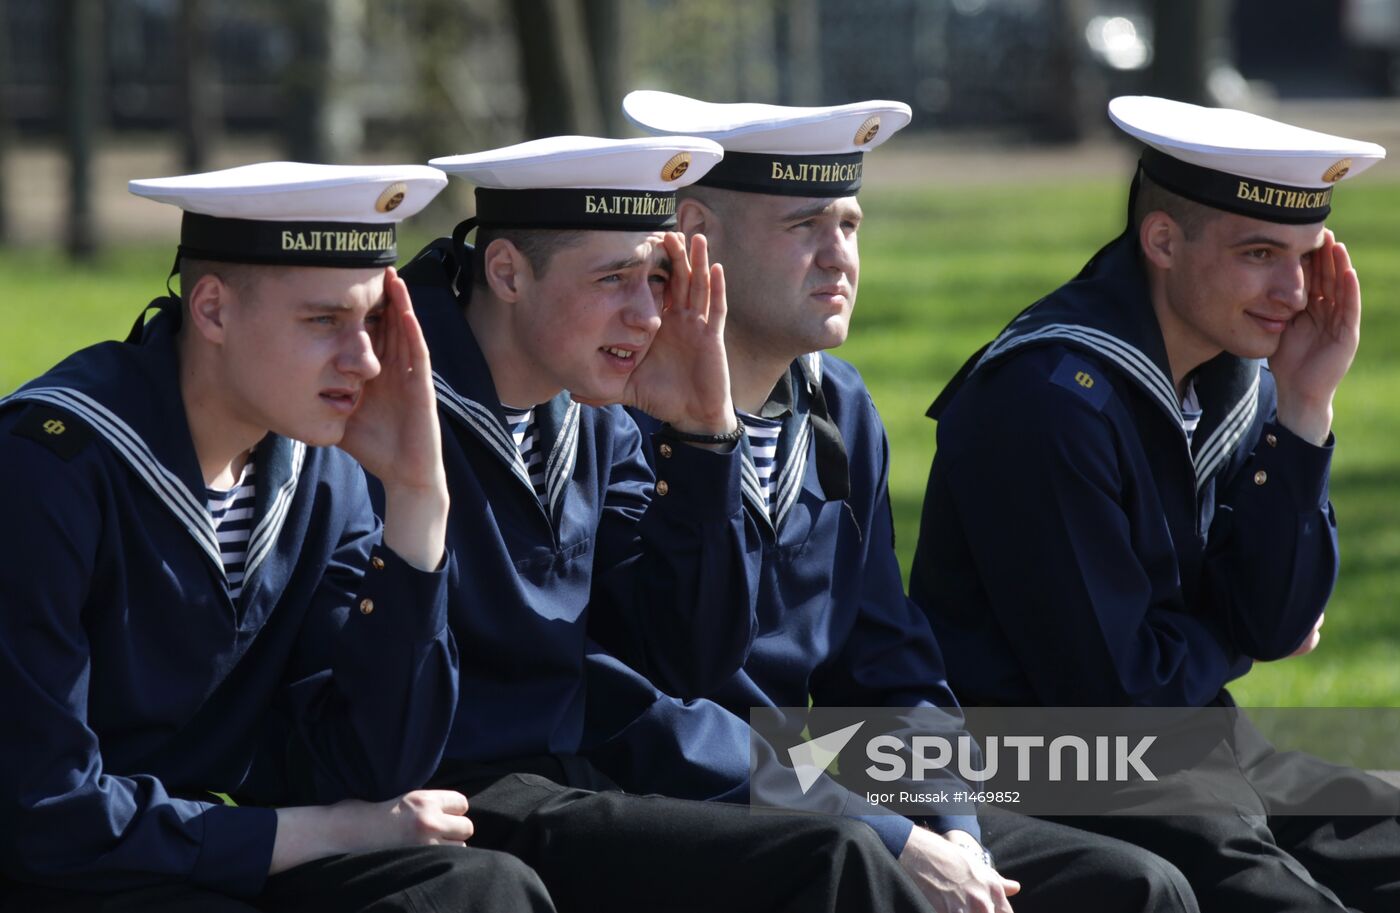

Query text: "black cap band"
[179, 213, 398, 267]
[698, 151, 864, 197]
[473, 188, 678, 231]
[1141, 148, 1332, 225]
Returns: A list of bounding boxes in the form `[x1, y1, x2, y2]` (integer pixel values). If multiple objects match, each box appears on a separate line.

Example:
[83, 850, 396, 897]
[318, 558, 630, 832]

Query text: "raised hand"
[621, 232, 738, 436]
[1271, 230, 1361, 445]
[339, 266, 449, 570]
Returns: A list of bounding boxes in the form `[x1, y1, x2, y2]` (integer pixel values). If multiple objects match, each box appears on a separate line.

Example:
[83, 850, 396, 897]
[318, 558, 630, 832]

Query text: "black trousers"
[1, 845, 553, 913]
[1042, 715, 1400, 913]
[433, 755, 933, 913]
[982, 813, 1198, 913]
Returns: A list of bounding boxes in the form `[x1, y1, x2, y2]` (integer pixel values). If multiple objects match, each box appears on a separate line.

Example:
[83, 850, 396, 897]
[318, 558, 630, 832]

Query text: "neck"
[178, 334, 264, 488]
[1147, 269, 1220, 400]
[726, 327, 799, 415]
[464, 289, 560, 408]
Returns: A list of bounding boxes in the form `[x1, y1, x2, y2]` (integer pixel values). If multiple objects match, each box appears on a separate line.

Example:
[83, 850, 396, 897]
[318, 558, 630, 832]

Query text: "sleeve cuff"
[920, 813, 982, 844]
[645, 434, 743, 524]
[1249, 422, 1333, 510]
[191, 804, 278, 898]
[343, 544, 451, 645]
[856, 813, 915, 858]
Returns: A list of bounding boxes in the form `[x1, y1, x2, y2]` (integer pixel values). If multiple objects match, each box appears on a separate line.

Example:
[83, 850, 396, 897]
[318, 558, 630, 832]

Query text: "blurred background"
[5, 0, 1400, 248]
[3, 0, 1400, 708]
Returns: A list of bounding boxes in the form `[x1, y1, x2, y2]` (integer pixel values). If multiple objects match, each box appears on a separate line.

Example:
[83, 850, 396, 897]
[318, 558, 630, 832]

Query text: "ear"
[185, 272, 233, 345]
[676, 197, 714, 244]
[483, 238, 530, 303]
[1138, 210, 1178, 271]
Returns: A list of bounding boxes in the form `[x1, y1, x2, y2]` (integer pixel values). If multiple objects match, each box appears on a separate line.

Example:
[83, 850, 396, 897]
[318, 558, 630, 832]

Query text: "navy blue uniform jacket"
[583, 353, 980, 857]
[910, 232, 1337, 708]
[0, 311, 456, 898]
[396, 241, 754, 765]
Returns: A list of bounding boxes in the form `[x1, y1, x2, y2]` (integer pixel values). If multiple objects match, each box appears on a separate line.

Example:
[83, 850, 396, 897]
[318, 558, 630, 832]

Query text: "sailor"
[580, 90, 1198, 913]
[383, 134, 938, 913]
[912, 96, 1397, 911]
[0, 162, 551, 912]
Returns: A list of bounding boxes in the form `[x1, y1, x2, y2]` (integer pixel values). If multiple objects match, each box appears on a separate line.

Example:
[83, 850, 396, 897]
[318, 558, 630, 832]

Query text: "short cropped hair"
[179, 257, 262, 307]
[1132, 171, 1217, 240]
[471, 228, 586, 288]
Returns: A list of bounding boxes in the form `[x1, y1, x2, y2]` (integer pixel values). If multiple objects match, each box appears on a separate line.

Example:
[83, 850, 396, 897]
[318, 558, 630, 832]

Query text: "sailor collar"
[932, 233, 1260, 491]
[412, 275, 580, 526]
[1, 311, 306, 593]
[740, 353, 851, 531]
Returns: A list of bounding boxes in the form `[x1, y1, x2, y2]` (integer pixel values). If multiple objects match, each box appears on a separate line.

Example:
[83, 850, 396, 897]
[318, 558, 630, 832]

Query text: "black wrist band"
[658, 422, 744, 445]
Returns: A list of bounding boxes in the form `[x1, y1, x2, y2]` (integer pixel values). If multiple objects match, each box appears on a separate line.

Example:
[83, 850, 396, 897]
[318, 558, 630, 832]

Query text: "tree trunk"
[64, 0, 101, 260]
[581, 0, 624, 136]
[775, 0, 820, 106]
[510, 0, 602, 138]
[0, 0, 11, 243]
[1151, 0, 1210, 104]
[177, 0, 220, 173]
[283, 0, 363, 163]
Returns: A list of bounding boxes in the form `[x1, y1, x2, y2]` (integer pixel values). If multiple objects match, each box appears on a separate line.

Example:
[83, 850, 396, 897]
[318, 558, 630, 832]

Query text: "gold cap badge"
[854, 115, 881, 146]
[1322, 159, 1352, 183]
[661, 152, 692, 182]
[375, 182, 408, 213]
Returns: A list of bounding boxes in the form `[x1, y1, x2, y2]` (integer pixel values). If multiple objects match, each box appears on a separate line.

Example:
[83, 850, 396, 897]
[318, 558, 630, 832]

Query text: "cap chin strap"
[450, 217, 479, 297]
[126, 253, 183, 343]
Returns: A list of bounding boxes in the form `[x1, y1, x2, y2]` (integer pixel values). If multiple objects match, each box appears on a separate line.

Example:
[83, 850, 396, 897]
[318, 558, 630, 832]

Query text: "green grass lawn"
[3, 180, 1398, 706]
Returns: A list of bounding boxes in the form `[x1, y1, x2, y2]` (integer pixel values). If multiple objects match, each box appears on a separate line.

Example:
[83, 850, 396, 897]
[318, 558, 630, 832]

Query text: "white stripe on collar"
[1192, 371, 1259, 492]
[739, 451, 772, 530]
[979, 322, 1260, 489]
[544, 401, 581, 518]
[980, 323, 1181, 422]
[772, 415, 811, 530]
[3, 386, 225, 575]
[243, 440, 306, 582]
[432, 373, 536, 493]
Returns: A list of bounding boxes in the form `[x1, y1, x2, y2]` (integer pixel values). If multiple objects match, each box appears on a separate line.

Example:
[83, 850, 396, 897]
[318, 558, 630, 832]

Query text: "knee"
[424, 847, 554, 911]
[1096, 844, 1198, 913]
[804, 814, 893, 860]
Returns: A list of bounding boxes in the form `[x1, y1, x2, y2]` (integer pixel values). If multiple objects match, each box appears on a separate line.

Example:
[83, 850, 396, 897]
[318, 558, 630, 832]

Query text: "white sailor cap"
[1109, 96, 1385, 224]
[621, 91, 912, 197]
[430, 135, 723, 231]
[129, 161, 447, 268]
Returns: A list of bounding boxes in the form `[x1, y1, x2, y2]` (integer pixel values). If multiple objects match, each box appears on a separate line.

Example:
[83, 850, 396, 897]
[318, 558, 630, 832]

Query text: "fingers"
[405, 789, 474, 845]
[429, 789, 470, 816]
[1000, 877, 1021, 896]
[707, 262, 727, 336]
[432, 812, 475, 845]
[1320, 230, 1338, 304]
[687, 233, 711, 321]
[387, 267, 413, 373]
[1336, 245, 1361, 337]
[663, 231, 690, 313]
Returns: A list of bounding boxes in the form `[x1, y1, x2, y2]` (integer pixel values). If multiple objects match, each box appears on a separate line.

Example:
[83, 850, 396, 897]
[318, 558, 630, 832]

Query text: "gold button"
[1253, 470, 1268, 486]
[359, 598, 375, 615]
[1265, 433, 1278, 448]
[656, 480, 670, 496]
[370, 556, 385, 571]
[658, 443, 674, 459]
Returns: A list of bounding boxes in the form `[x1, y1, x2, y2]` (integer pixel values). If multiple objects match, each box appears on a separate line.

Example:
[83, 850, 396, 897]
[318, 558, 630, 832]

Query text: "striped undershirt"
[1181, 380, 1203, 445]
[739, 412, 783, 517]
[502, 405, 547, 500]
[206, 456, 256, 599]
